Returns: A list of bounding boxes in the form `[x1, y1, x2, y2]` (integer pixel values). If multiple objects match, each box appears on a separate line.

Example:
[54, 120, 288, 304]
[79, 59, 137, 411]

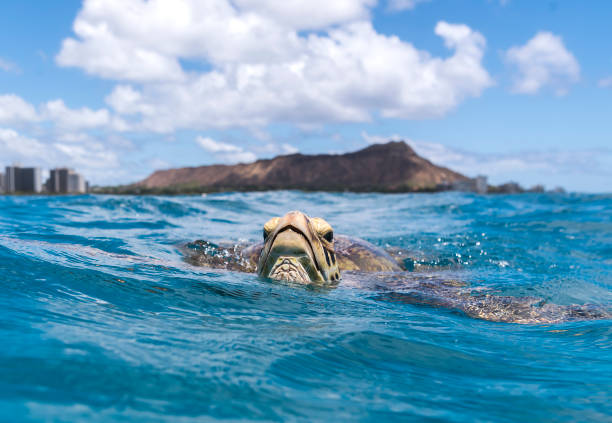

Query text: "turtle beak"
[258, 211, 325, 283]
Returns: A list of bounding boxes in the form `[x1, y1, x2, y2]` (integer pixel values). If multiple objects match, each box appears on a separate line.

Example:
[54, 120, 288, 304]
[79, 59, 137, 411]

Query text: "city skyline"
[0, 1, 611, 192]
[0, 165, 87, 194]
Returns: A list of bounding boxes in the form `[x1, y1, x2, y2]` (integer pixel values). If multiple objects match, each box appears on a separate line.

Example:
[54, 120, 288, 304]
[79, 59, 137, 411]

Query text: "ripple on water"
[0, 192, 610, 422]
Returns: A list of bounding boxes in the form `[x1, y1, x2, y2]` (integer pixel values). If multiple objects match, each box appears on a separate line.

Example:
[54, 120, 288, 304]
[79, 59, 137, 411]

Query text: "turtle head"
[257, 211, 340, 284]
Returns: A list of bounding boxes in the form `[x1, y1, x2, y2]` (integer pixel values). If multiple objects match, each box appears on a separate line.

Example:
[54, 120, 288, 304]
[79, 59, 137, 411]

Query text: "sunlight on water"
[0, 192, 610, 421]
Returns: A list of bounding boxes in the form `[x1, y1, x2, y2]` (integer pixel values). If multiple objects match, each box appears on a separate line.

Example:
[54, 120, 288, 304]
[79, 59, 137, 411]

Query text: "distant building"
[46, 168, 87, 193]
[5, 166, 42, 193]
[489, 182, 524, 194]
[0, 172, 4, 193]
[68, 172, 86, 193]
[527, 184, 545, 193]
[450, 175, 489, 194]
[47, 168, 69, 193]
[475, 175, 488, 194]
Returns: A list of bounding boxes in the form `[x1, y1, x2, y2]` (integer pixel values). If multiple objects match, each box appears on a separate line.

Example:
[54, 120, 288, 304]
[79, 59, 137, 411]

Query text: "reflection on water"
[0, 192, 610, 421]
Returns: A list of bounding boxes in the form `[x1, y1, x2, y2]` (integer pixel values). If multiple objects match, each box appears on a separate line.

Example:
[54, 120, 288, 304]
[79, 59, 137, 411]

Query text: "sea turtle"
[184, 211, 610, 324]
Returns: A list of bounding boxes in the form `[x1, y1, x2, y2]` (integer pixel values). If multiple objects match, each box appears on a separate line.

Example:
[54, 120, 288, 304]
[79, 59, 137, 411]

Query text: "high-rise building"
[68, 173, 86, 193]
[5, 166, 15, 192]
[47, 168, 87, 193]
[0, 172, 4, 193]
[4, 166, 42, 193]
[47, 168, 68, 193]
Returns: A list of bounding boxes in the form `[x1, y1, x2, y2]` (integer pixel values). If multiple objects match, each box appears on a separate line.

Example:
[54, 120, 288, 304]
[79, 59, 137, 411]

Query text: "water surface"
[0, 192, 610, 422]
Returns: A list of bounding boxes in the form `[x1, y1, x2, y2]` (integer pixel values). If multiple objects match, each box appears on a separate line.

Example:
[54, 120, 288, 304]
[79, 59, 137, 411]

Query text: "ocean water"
[0, 192, 610, 422]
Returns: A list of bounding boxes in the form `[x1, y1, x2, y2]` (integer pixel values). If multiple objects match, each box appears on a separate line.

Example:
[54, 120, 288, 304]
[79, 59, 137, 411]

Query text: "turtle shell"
[333, 235, 402, 272]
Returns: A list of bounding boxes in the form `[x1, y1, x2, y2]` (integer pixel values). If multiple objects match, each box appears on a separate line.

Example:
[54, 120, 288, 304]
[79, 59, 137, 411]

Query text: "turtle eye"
[311, 217, 334, 243]
[263, 217, 280, 241]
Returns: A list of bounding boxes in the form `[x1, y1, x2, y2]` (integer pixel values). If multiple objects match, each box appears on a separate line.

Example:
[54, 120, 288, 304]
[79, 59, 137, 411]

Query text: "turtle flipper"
[182, 240, 258, 273]
[367, 273, 611, 324]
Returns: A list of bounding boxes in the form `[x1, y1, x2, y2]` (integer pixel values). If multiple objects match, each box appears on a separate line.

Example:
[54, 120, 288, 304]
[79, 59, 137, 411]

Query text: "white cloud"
[387, 0, 429, 11]
[41, 99, 110, 130]
[55, 132, 93, 143]
[233, 0, 377, 30]
[0, 128, 47, 159]
[57, 0, 379, 80]
[56, 0, 492, 132]
[0, 126, 119, 166]
[196, 136, 257, 163]
[56, 0, 297, 82]
[196, 136, 243, 153]
[0, 94, 38, 124]
[99, 21, 491, 131]
[505, 31, 580, 95]
[0, 94, 125, 133]
[105, 85, 150, 115]
[54, 142, 119, 169]
[280, 143, 299, 154]
[598, 76, 612, 88]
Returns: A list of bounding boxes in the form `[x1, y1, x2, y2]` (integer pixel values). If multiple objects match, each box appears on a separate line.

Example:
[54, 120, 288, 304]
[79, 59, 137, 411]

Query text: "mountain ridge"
[131, 141, 470, 194]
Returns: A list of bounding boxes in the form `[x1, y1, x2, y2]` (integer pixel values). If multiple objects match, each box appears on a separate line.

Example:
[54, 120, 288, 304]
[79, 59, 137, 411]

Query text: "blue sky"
[0, 0, 610, 192]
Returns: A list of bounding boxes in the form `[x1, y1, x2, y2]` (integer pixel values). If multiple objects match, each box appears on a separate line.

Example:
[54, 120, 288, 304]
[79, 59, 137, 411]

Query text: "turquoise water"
[0, 192, 610, 422]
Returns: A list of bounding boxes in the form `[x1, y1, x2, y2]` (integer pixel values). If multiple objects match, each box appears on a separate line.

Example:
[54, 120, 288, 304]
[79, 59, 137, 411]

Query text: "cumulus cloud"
[196, 136, 257, 163]
[56, 0, 297, 82]
[57, 0, 492, 132]
[0, 94, 38, 124]
[101, 20, 492, 132]
[41, 99, 110, 130]
[0, 126, 114, 167]
[54, 142, 119, 169]
[196, 136, 244, 153]
[505, 31, 580, 95]
[233, 0, 377, 30]
[0, 128, 47, 159]
[0, 93, 125, 132]
[57, 0, 379, 78]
